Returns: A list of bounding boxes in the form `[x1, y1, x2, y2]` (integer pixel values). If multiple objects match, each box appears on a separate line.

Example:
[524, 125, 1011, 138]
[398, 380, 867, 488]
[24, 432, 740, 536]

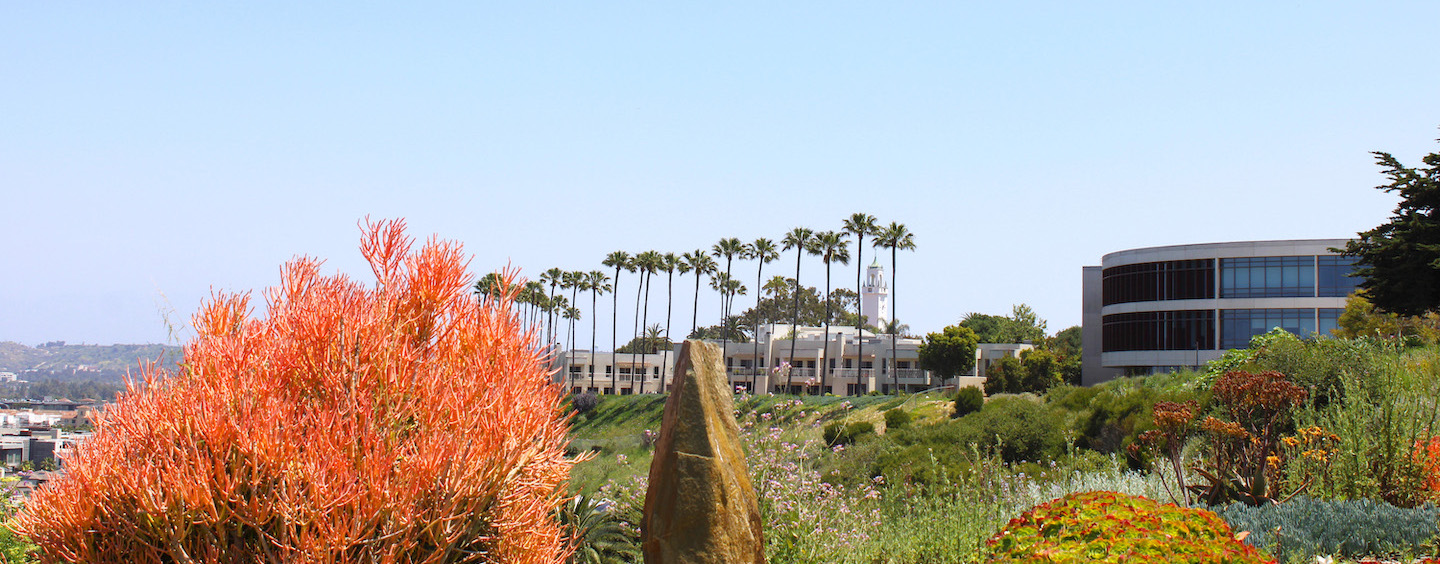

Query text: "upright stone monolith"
[642, 340, 765, 564]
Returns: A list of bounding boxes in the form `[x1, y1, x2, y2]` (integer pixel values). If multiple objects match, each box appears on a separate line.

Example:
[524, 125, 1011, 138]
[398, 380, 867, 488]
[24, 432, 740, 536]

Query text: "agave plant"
[560, 493, 640, 564]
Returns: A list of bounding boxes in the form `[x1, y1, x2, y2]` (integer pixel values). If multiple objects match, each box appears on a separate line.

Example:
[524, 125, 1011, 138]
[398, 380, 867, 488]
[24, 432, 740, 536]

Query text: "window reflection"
[1220, 309, 1318, 349]
[1102, 259, 1215, 305]
[1102, 310, 1214, 352]
[1318, 256, 1360, 297]
[1220, 257, 1315, 298]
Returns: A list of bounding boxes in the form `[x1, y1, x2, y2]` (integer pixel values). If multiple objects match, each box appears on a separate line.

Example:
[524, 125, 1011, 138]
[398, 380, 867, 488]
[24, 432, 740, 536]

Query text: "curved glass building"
[1081, 240, 1359, 385]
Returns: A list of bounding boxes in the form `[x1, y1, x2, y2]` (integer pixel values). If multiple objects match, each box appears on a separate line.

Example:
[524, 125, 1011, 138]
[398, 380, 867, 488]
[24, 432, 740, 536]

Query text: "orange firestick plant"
[14, 220, 575, 564]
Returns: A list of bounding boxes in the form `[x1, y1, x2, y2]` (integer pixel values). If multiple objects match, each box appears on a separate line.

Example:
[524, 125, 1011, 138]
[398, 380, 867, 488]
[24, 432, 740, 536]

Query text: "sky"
[3, 2, 1438, 348]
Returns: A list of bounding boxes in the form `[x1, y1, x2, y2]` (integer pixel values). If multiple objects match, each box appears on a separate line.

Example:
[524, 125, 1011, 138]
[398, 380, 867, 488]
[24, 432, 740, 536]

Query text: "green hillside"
[565, 392, 951, 494]
[0, 341, 182, 383]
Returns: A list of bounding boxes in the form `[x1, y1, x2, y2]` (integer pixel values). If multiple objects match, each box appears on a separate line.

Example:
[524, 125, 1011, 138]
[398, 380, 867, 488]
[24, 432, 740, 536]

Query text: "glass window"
[1220, 309, 1318, 349]
[1102, 259, 1215, 305]
[1101, 310, 1215, 352]
[1318, 256, 1361, 297]
[1220, 257, 1315, 298]
[1318, 308, 1342, 337]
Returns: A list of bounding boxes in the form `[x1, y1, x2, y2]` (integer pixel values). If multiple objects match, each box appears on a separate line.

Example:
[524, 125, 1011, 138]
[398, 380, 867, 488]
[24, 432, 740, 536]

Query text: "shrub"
[986, 491, 1274, 563]
[1288, 348, 1440, 507]
[15, 221, 575, 563]
[1191, 370, 1309, 506]
[573, 391, 600, 415]
[1060, 375, 1204, 458]
[1212, 496, 1440, 563]
[958, 396, 1064, 463]
[953, 386, 984, 418]
[883, 408, 913, 429]
[824, 421, 876, 446]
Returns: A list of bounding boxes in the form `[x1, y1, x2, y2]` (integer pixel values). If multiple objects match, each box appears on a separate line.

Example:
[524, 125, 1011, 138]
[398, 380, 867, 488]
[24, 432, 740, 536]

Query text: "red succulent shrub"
[14, 220, 574, 563]
[985, 491, 1274, 563]
[1191, 370, 1308, 506]
[1134, 401, 1199, 505]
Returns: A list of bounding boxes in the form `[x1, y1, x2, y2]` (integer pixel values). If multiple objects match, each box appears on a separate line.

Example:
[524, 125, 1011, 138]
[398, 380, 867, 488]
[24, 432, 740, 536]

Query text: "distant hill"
[0, 341, 183, 383]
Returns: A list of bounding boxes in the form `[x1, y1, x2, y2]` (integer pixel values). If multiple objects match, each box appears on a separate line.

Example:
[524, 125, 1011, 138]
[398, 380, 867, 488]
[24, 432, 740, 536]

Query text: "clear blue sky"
[3, 2, 1438, 348]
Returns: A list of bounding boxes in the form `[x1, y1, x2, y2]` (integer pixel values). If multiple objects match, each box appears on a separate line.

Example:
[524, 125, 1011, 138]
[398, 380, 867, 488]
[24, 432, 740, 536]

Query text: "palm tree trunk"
[788, 252, 802, 393]
[856, 234, 866, 392]
[590, 288, 598, 392]
[568, 285, 580, 385]
[546, 286, 555, 347]
[662, 270, 674, 394]
[632, 271, 643, 394]
[751, 263, 764, 392]
[639, 270, 652, 395]
[720, 258, 732, 374]
[612, 267, 621, 394]
[691, 273, 702, 335]
[822, 263, 832, 394]
[891, 245, 899, 395]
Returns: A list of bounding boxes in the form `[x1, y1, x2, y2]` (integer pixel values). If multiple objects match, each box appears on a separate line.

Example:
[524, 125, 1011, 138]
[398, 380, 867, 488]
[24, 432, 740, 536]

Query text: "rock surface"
[642, 340, 765, 564]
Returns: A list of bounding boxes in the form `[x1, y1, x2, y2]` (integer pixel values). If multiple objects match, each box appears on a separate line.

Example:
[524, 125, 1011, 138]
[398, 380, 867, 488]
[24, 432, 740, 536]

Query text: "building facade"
[554, 327, 1029, 397]
[556, 325, 929, 396]
[1081, 240, 1360, 385]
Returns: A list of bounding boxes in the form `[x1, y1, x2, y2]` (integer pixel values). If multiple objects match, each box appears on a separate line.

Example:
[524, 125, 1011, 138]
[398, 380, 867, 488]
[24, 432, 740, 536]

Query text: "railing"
[718, 367, 930, 382]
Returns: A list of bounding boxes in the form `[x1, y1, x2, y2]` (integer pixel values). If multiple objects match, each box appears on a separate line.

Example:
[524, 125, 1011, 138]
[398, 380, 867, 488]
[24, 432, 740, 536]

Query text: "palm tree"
[747, 238, 779, 391]
[473, 272, 504, 304]
[563, 270, 584, 369]
[875, 222, 916, 394]
[682, 250, 717, 334]
[523, 281, 545, 329]
[843, 213, 881, 388]
[542, 267, 565, 349]
[781, 227, 815, 392]
[660, 253, 680, 392]
[545, 294, 570, 358]
[602, 251, 632, 394]
[644, 324, 665, 351]
[813, 230, 851, 393]
[712, 238, 747, 371]
[710, 273, 747, 344]
[880, 319, 910, 337]
[633, 251, 663, 394]
[562, 305, 581, 384]
[586, 270, 611, 388]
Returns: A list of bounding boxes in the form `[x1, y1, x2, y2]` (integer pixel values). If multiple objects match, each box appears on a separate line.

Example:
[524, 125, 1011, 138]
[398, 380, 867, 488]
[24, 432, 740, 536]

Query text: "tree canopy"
[1343, 138, 1440, 316]
[917, 324, 980, 382]
[960, 304, 1048, 344]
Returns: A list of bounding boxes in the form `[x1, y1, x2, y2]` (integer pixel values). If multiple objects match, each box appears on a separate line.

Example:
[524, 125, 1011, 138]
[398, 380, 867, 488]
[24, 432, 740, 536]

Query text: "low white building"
[555, 325, 1028, 397]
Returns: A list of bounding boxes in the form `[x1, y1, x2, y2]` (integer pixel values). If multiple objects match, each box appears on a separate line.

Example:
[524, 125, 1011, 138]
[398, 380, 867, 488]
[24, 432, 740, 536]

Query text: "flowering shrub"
[745, 417, 883, 563]
[1192, 370, 1309, 506]
[16, 220, 574, 563]
[986, 491, 1274, 563]
[1132, 400, 1198, 505]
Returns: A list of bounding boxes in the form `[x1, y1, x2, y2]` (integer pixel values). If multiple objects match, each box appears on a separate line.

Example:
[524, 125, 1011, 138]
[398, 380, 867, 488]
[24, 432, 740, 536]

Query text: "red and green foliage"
[1413, 436, 1440, 495]
[15, 220, 575, 563]
[985, 491, 1274, 563]
[1191, 370, 1308, 506]
[1133, 400, 1199, 505]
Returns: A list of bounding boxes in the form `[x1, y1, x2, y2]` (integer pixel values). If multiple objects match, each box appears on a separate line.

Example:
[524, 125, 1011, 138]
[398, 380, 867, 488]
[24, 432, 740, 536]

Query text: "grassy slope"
[565, 392, 954, 494]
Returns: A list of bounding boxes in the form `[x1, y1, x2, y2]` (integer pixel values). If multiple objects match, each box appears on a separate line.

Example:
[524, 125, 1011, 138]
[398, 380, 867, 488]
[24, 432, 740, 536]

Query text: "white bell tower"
[861, 259, 889, 331]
